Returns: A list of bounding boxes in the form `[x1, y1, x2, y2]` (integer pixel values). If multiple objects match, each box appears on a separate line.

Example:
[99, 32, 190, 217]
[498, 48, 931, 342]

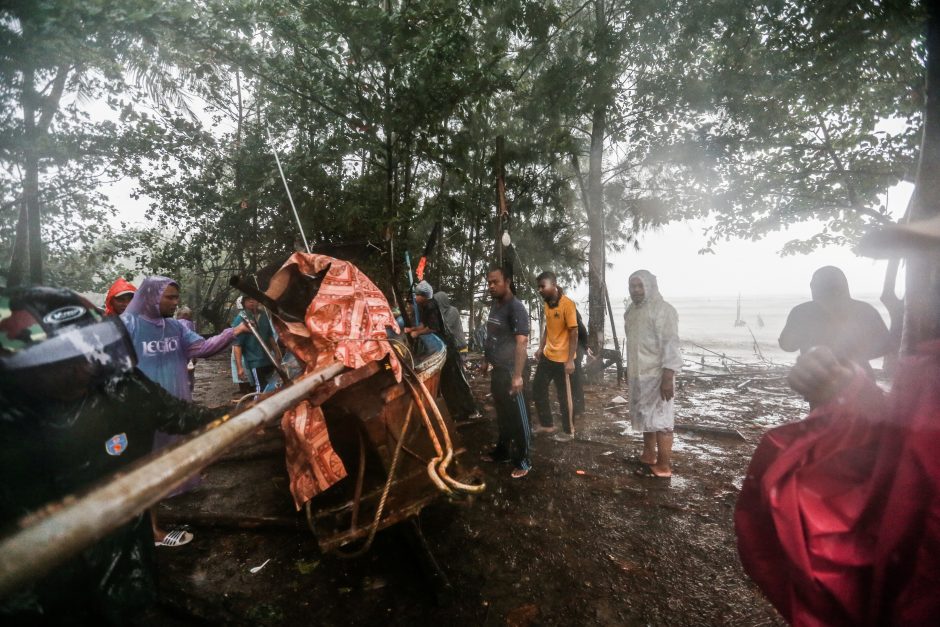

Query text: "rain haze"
[3, 2, 940, 626]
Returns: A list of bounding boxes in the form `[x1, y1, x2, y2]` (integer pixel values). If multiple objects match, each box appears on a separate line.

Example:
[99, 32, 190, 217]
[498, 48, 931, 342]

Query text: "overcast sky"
[107, 158, 912, 302]
[574, 182, 913, 301]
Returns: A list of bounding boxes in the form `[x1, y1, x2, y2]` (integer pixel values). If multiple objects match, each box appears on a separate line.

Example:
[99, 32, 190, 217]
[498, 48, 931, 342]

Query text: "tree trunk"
[903, 4, 940, 351]
[586, 102, 607, 353]
[22, 66, 43, 285]
[7, 200, 28, 287]
[585, 0, 609, 353]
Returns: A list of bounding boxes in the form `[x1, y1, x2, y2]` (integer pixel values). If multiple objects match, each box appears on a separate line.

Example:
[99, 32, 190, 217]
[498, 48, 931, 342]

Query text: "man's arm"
[778, 307, 803, 352]
[233, 345, 246, 381]
[659, 305, 681, 400]
[511, 334, 528, 395]
[405, 324, 432, 338]
[862, 306, 892, 360]
[788, 346, 857, 406]
[535, 324, 546, 361]
[126, 372, 223, 433]
[565, 327, 578, 374]
[660, 368, 675, 401]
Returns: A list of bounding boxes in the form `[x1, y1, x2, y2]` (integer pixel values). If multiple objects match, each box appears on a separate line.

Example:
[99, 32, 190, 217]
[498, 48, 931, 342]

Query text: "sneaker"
[510, 467, 530, 479]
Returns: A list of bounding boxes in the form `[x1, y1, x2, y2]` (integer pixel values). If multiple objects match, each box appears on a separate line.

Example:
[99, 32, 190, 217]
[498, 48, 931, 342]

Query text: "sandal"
[510, 467, 530, 479]
[155, 528, 193, 547]
[633, 464, 671, 479]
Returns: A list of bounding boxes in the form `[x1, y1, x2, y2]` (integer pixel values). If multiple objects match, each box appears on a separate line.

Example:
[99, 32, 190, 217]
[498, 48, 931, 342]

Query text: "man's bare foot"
[533, 425, 557, 434]
[634, 464, 671, 479]
[511, 467, 530, 479]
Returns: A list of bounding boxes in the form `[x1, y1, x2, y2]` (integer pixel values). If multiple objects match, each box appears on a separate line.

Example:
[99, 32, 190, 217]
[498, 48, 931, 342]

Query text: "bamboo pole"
[0, 361, 346, 598]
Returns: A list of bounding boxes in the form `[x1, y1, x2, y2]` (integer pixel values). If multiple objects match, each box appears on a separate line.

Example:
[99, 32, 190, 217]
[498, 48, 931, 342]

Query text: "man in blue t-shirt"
[232, 297, 278, 393]
[480, 267, 532, 478]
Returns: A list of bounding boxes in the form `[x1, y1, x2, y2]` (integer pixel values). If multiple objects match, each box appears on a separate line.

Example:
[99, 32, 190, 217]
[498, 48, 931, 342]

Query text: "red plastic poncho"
[104, 277, 136, 316]
[270, 253, 401, 509]
[736, 341, 940, 626]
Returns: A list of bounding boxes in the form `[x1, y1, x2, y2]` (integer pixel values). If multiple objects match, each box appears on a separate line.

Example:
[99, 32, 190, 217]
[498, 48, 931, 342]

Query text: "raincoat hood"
[124, 276, 177, 322]
[104, 278, 137, 316]
[628, 269, 663, 308]
[434, 291, 451, 308]
[810, 266, 851, 303]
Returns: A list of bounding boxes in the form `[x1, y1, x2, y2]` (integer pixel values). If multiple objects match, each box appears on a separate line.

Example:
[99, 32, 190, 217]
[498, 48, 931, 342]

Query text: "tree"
[0, 0, 204, 286]
[703, 1, 926, 253]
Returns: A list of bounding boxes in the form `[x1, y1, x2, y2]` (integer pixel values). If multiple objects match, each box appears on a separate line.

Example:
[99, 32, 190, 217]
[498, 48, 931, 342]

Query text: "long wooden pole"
[0, 362, 346, 598]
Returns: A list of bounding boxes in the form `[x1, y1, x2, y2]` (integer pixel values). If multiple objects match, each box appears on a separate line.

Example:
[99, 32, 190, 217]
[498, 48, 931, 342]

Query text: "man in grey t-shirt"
[480, 267, 532, 478]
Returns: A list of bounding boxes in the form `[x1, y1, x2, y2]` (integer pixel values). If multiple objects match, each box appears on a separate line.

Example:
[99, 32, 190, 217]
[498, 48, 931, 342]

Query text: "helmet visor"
[0, 317, 136, 396]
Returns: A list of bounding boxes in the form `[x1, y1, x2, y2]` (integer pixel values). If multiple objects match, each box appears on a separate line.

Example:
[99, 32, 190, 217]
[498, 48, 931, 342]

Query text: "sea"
[571, 293, 891, 368]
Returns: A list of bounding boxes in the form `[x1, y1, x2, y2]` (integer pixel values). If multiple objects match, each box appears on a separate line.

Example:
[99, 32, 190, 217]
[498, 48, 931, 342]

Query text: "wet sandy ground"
[150, 354, 801, 626]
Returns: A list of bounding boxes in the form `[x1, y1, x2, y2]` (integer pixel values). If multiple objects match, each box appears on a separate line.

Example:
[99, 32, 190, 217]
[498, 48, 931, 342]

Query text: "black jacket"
[0, 370, 220, 624]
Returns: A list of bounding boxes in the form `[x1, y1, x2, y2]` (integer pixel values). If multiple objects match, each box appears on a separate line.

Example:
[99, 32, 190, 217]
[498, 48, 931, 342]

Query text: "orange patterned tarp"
[272, 253, 401, 509]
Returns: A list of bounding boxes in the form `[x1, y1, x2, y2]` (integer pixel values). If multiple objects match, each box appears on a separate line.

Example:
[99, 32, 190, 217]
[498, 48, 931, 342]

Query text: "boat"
[158, 253, 482, 557]
[734, 293, 747, 327]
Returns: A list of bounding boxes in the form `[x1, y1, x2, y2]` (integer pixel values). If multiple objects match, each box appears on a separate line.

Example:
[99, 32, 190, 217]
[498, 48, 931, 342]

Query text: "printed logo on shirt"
[141, 337, 180, 355]
[105, 433, 128, 456]
[42, 306, 85, 325]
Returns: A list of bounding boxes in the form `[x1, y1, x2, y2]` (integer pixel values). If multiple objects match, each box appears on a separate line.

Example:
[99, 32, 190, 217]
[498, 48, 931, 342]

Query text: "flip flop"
[634, 464, 671, 479]
[155, 528, 193, 547]
[510, 467, 530, 479]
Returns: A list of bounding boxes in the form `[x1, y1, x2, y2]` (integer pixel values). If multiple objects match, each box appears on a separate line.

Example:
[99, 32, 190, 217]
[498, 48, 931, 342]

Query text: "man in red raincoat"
[104, 277, 136, 316]
[736, 214, 940, 626]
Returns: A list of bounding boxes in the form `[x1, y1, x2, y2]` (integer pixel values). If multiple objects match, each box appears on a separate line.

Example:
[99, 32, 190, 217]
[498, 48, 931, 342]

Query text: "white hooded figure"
[624, 270, 682, 434]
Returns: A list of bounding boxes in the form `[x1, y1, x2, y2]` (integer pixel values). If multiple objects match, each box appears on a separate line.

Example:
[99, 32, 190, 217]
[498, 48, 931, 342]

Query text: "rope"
[403, 378, 452, 495]
[410, 372, 485, 495]
[328, 401, 414, 559]
[266, 124, 310, 253]
[234, 392, 263, 409]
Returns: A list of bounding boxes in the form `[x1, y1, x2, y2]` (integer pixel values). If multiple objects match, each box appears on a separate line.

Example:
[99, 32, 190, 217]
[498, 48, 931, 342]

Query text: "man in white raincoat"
[624, 270, 682, 478]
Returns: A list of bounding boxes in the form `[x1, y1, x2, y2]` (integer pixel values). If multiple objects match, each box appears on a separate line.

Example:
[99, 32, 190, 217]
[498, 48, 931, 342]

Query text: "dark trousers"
[533, 357, 579, 433]
[491, 366, 531, 470]
[239, 365, 275, 394]
[440, 347, 478, 420]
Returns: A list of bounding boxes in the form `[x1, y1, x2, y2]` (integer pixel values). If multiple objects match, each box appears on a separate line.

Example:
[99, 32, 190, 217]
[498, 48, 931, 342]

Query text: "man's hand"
[234, 321, 250, 336]
[236, 367, 247, 382]
[564, 359, 575, 375]
[660, 370, 675, 401]
[788, 346, 855, 406]
[534, 348, 543, 361]
[510, 375, 524, 396]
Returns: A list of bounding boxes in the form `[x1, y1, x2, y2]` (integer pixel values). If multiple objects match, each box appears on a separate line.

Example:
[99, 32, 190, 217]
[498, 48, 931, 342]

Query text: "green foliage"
[0, 0, 932, 334]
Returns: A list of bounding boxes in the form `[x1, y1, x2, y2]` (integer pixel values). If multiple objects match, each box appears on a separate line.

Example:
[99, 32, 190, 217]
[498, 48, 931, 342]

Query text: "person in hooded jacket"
[121, 276, 248, 402]
[404, 280, 480, 421]
[120, 276, 249, 545]
[735, 216, 940, 626]
[103, 277, 136, 317]
[0, 286, 223, 625]
[624, 270, 682, 479]
[778, 266, 891, 379]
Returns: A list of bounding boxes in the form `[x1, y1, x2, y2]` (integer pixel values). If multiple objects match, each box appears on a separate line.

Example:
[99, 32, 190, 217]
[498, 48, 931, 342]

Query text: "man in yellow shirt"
[533, 271, 579, 436]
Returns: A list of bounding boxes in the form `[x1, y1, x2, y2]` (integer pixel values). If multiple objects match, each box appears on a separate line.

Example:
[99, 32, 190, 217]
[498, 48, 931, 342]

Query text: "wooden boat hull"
[158, 346, 473, 555]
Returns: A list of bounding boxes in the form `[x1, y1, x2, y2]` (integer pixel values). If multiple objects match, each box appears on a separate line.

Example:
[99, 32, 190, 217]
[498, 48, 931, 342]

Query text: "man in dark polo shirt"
[480, 267, 532, 478]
